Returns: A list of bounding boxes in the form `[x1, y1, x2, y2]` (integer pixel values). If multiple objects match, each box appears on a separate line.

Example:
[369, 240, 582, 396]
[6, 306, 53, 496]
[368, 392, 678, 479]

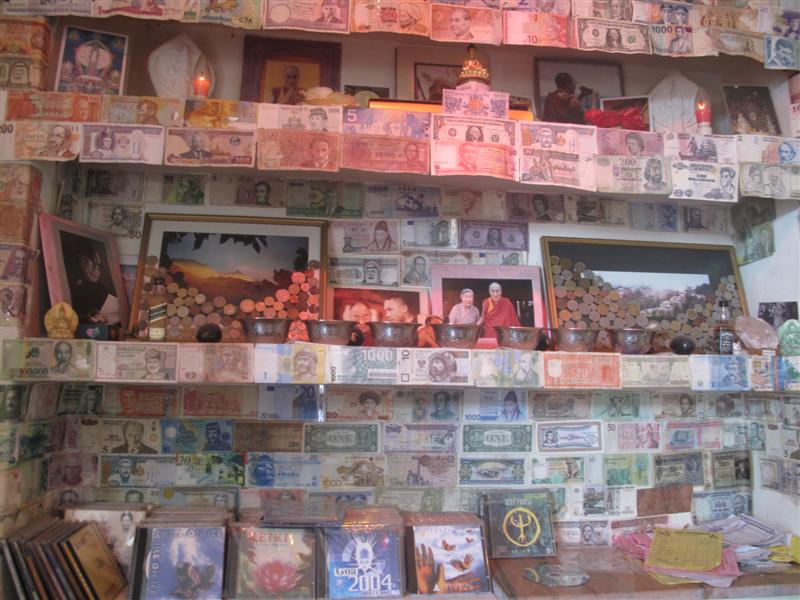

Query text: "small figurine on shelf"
[778, 319, 800, 355]
[44, 303, 79, 339]
[458, 44, 490, 88]
[542, 73, 588, 125]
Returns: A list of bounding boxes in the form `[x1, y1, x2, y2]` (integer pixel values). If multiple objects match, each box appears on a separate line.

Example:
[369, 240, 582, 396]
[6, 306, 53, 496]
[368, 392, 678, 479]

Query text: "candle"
[193, 75, 210, 98]
[695, 100, 711, 124]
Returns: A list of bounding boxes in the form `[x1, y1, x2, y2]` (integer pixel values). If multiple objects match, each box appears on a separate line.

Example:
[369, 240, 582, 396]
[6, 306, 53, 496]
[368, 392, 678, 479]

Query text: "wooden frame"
[534, 58, 624, 116]
[240, 36, 341, 103]
[56, 25, 129, 95]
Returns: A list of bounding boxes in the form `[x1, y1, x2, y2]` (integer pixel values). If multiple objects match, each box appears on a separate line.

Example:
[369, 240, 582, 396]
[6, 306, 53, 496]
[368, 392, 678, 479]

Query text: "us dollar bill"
[1, 339, 94, 381]
[620, 355, 691, 388]
[458, 220, 528, 252]
[320, 454, 386, 489]
[303, 423, 379, 453]
[81, 123, 165, 164]
[531, 392, 592, 420]
[462, 424, 533, 453]
[328, 346, 399, 386]
[383, 423, 458, 453]
[385, 453, 457, 487]
[458, 456, 526, 486]
[461, 389, 530, 422]
[653, 451, 705, 487]
[574, 18, 652, 54]
[246, 452, 320, 489]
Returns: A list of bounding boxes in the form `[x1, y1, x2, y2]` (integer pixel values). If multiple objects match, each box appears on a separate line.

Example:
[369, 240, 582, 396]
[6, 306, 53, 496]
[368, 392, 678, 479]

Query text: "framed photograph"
[722, 85, 781, 135]
[329, 286, 429, 324]
[540, 237, 747, 351]
[534, 58, 623, 116]
[133, 215, 327, 340]
[430, 265, 547, 341]
[56, 26, 129, 95]
[601, 95, 652, 130]
[240, 37, 341, 104]
[39, 214, 130, 329]
[396, 46, 490, 102]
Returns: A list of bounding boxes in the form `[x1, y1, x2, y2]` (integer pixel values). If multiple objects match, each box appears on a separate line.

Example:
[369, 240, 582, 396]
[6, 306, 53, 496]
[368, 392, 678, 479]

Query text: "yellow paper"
[645, 528, 723, 572]
[769, 535, 800, 564]
[647, 572, 695, 586]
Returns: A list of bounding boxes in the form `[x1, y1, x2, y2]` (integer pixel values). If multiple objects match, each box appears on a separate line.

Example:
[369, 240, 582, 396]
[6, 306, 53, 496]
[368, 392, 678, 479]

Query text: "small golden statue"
[458, 44, 490, 86]
[44, 303, 79, 339]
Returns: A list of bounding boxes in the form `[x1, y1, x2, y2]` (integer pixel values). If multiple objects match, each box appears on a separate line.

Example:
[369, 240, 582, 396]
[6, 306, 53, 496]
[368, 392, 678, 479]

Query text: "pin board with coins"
[540, 237, 746, 352]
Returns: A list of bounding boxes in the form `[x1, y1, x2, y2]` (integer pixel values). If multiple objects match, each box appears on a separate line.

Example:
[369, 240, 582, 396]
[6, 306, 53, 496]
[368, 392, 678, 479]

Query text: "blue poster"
[326, 529, 402, 598]
[57, 26, 128, 95]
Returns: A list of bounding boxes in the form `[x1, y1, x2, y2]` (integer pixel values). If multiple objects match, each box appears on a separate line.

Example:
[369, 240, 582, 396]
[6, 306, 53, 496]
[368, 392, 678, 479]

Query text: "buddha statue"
[458, 44, 490, 86]
[44, 303, 79, 339]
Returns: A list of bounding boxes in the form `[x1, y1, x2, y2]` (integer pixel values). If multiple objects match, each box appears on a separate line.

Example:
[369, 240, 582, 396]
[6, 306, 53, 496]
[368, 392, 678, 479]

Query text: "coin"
[194, 293, 206, 304]
[213, 296, 226, 308]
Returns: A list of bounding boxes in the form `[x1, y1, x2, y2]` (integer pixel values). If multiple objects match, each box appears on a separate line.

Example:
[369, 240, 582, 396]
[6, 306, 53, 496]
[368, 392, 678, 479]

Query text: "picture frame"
[132, 214, 327, 340]
[240, 37, 342, 104]
[329, 286, 430, 324]
[396, 46, 490, 102]
[39, 214, 130, 330]
[600, 95, 652, 130]
[540, 237, 747, 350]
[430, 265, 547, 342]
[534, 58, 624, 116]
[721, 85, 781, 136]
[56, 26, 129, 95]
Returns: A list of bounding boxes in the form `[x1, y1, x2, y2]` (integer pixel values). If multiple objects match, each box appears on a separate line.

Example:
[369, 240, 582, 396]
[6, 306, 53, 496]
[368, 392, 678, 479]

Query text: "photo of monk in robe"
[477, 282, 521, 339]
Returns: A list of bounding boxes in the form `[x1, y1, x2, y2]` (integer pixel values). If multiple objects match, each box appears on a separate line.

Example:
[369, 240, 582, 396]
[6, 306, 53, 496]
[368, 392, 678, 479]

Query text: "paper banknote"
[439, 189, 506, 221]
[431, 140, 517, 180]
[328, 256, 401, 287]
[537, 421, 603, 452]
[239, 488, 305, 507]
[159, 486, 239, 509]
[258, 129, 340, 171]
[610, 515, 669, 538]
[471, 350, 540, 388]
[246, 452, 320, 488]
[597, 128, 663, 157]
[604, 422, 661, 452]
[176, 452, 245, 486]
[80, 123, 164, 164]
[572, 0, 636, 20]
[738, 135, 800, 165]
[321, 454, 386, 489]
[575, 18, 652, 54]
[738, 163, 800, 200]
[692, 490, 750, 523]
[520, 149, 596, 190]
[664, 420, 722, 451]
[183, 98, 258, 130]
[307, 489, 373, 504]
[84, 199, 144, 243]
[604, 453, 650, 487]
[398, 348, 471, 386]
[400, 218, 458, 249]
[286, 180, 363, 218]
[530, 392, 592, 420]
[364, 183, 440, 218]
[94, 0, 185, 19]
[350, 0, 431, 36]
[209, 175, 287, 208]
[343, 108, 429, 139]
[158, 173, 207, 205]
[670, 161, 738, 201]
[1, 338, 94, 380]
[429, 3, 502, 45]
[390, 389, 463, 423]
[254, 344, 328, 384]
[765, 35, 800, 70]
[555, 520, 609, 546]
[720, 421, 758, 451]
[257, 385, 322, 421]
[161, 418, 234, 453]
[303, 423, 379, 453]
[682, 205, 729, 234]
[653, 451, 705, 487]
[0, 243, 34, 285]
[461, 389, 530, 422]
[4, 91, 100, 122]
[100, 95, 185, 127]
[47, 453, 98, 489]
[383, 422, 458, 453]
[95, 342, 179, 383]
[442, 88, 510, 120]
[341, 135, 429, 174]
[591, 391, 653, 420]
[531, 456, 585, 485]
[691, 355, 750, 391]
[0, 120, 81, 160]
[711, 450, 750, 489]
[234, 422, 304, 453]
[398, 250, 463, 286]
[28, 383, 64, 420]
[324, 388, 393, 421]
[328, 219, 401, 254]
[84, 167, 144, 203]
[18, 420, 57, 461]
[650, 24, 716, 57]
[433, 114, 516, 146]
[105, 385, 176, 418]
[620, 355, 691, 388]
[95, 417, 162, 454]
[165, 127, 255, 167]
[328, 346, 399, 386]
[520, 122, 597, 155]
[503, 10, 571, 47]
[2, 0, 96, 15]
[542, 353, 621, 389]
[462, 423, 533, 453]
[184, 0, 262, 28]
[458, 456, 526, 486]
[178, 344, 253, 383]
[628, 201, 679, 232]
[262, 0, 349, 33]
[374, 487, 443, 512]
[458, 220, 528, 252]
[182, 386, 259, 419]
[707, 28, 764, 62]
[595, 155, 671, 194]
[506, 192, 565, 223]
[385, 453, 456, 487]
[702, 393, 744, 419]
[258, 104, 342, 131]
[664, 132, 737, 164]
[99, 454, 176, 487]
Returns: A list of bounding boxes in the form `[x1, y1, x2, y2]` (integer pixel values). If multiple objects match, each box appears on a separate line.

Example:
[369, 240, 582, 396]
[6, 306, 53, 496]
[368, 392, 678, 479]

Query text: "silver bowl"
[305, 320, 357, 345]
[608, 328, 654, 354]
[368, 322, 418, 347]
[555, 326, 598, 352]
[432, 324, 481, 349]
[246, 318, 292, 343]
[495, 326, 544, 350]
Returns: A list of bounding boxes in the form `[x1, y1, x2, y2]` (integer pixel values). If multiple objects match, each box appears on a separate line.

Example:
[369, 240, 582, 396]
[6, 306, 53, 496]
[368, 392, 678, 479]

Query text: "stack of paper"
[698, 514, 785, 547]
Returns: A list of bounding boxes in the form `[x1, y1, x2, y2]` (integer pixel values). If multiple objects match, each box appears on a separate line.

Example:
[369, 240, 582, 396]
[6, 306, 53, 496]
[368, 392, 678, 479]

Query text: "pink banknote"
[341, 135, 429, 174]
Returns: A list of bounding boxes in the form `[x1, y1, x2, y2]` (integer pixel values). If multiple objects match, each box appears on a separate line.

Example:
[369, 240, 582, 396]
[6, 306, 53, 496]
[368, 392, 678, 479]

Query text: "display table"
[491, 547, 800, 599]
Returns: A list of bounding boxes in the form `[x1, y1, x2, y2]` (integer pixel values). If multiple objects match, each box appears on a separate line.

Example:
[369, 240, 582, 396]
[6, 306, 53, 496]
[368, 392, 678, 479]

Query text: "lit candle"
[694, 87, 712, 133]
[193, 74, 210, 98]
[695, 100, 711, 124]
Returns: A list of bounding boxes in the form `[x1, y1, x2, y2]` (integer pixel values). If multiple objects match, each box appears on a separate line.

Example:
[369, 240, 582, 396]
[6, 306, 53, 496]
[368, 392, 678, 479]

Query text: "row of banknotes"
[4, 338, 797, 391]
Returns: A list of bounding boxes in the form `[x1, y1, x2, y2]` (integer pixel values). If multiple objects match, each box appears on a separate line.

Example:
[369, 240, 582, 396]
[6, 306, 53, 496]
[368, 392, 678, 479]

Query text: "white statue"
[649, 71, 699, 134]
[147, 34, 215, 99]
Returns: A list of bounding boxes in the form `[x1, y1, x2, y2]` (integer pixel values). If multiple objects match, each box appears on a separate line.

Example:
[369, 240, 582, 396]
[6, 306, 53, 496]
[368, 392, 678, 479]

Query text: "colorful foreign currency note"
[94, 0, 185, 19]
[462, 423, 533, 453]
[386, 453, 456, 487]
[161, 419, 234, 453]
[604, 422, 661, 452]
[320, 454, 386, 489]
[431, 140, 517, 179]
[458, 456, 526, 486]
[209, 175, 287, 208]
[597, 129, 664, 157]
[324, 388, 393, 421]
[574, 18, 652, 54]
[461, 389, 530, 422]
[98, 418, 162, 454]
[572, 0, 635, 21]
[257, 129, 340, 171]
[565, 195, 628, 226]
[100, 95, 184, 126]
[286, 180, 363, 218]
[398, 348, 472, 386]
[95, 342, 179, 383]
[328, 218, 402, 254]
[711, 450, 751, 488]
[80, 123, 164, 164]
[664, 420, 722, 451]
[364, 183, 439, 218]
[234, 422, 304, 453]
[520, 148, 596, 190]
[350, 0, 431, 36]
[328, 346, 399, 386]
[164, 127, 255, 167]
[2, 0, 92, 15]
[84, 199, 144, 243]
[0, 243, 34, 284]
[158, 173, 207, 205]
[765, 35, 800, 70]
[102, 386, 176, 418]
[0, 55, 47, 90]
[184, 98, 258, 129]
[531, 456, 585, 485]
[383, 423, 458, 453]
[442, 88, 510, 120]
[99, 454, 176, 487]
[555, 520, 609, 546]
[400, 218, 458, 249]
[0, 120, 81, 160]
[27, 383, 62, 420]
[591, 391, 653, 420]
[303, 423, 380, 453]
[184, 0, 262, 28]
[595, 155, 671, 194]
[239, 488, 305, 507]
[47, 453, 98, 489]
[628, 201, 679, 233]
[84, 167, 144, 202]
[707, 28, 764, 62]
[390, 389, 463, 423]
[471, 350, 541, 388]
[257, 103, 343, 131]
[4, 91, 101, 122]
[738, 163, 799, 200]
[691, 355, 750, 391]
[430, 3, 502, 45]
[342, 134, 429, 174]
[159, 486, 239, 509]
[653, 451, 705, 487]
[692, 490, 750, 523]
[440, 189, 507, 221]
[262, 0, 350, 33]
[681, 205, 729, 234]
[177, 343, 253, 383]
[343, 108, 429, 139]
[610, 515, 669, 538]
[374, 487, 443, 512]
[670, 161, 739, 201]
[328, 256, 401, 287]
[400, 250, 459, 286]
[531, 392, 592, 420]
[433, 114, 516, 146]
[176, 452, 245, 486]
[179, 386, 252, 419]
[458, 220, 528, 252]
[650, 24, 716, 57]
[246, 452, 320, 488]
[1, 338, 94, 381]
[664, 132, 737, 164]
[520, 121, 597, 154]
[257, 385, 322, 421]
[620, 355, 691, 388]
[307, 489, 373, 504]
[652, 392, 701, 420]
[503, 10, 571, 47]
[542, 353, 621, 389]
[537, 421, 603, 452]
[253, 344, 328, 384]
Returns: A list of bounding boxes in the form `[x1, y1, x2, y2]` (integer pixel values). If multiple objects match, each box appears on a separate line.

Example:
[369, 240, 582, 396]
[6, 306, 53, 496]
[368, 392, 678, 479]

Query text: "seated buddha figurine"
[458, 44, 490, 86]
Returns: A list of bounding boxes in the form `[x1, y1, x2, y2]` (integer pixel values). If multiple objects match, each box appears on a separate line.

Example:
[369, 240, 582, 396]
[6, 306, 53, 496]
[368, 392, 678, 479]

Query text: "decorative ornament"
[148, 34, 215, 99]
[735, 316, 779, 354]
[778, 319, 800, 356]
[669, 334, 696, 355]
[458, 44, 490, 87]
[649, 71, 699, 133]
[44, 303, 79, 339]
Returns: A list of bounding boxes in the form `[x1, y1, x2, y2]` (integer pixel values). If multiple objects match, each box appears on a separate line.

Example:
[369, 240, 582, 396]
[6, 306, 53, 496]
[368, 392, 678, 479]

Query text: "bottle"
[148, 276, 168, 342]
[712, 300, 735, 354]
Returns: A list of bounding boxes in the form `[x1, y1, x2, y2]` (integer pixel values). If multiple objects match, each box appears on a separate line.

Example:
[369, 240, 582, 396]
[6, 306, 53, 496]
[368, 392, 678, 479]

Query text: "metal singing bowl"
[495, 326, 544, 350]
[608, 328, 654, 354]
[305, 320, 357, 345]
[431, 323, 481, 349]
[555, 326, 598, 352]
[246, 318, 292, 343]
[368, 322, 419, 347]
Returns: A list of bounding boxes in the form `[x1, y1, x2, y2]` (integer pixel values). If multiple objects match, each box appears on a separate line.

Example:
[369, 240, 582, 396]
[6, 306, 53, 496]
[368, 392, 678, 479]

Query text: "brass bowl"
[495, 326, 544, 350]
[432, 324, 481, 349]
[368, 322, 418, 347]
[555, 326, 598, 352]
[305, 320, 357, 345]
[608, 328, 654, 354]
[246, 318, 292, 343]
